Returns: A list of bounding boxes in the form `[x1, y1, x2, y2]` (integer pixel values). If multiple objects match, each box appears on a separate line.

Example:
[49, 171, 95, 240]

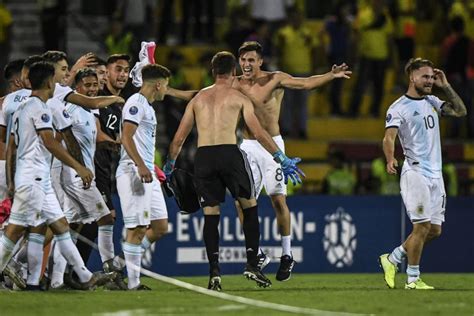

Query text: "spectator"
[105, 18, 134, 56]
[371, 157, 399, 195]
[275, 6, 317, 139]
[223, 6, 253, 56]
[322, 149, 356, 195]
[349, 0, 393, 118]
[0, 0, 12, 95]
[320, 2, 352, 116]
[246, 19, 274, 70]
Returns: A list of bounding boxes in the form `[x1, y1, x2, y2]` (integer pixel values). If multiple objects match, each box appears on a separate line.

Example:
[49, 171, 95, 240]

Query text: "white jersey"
[61, 102, 97, 183]
[11, 96, 54, 190]
[47, 97, 73, 169]
[385, 94, 444, 178]
[53, 83, 74, 103]
[0, 88, 31, 141]
[117, 93, 156, 176]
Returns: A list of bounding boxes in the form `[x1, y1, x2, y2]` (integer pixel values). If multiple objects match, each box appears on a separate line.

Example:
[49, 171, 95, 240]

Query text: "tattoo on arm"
[442, 85, 467, 117]
[62, 129, 85, 166]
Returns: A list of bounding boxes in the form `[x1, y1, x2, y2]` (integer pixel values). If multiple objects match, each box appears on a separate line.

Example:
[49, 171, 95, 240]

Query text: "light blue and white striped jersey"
[61, 102, 97, 183]
[0, 88, 31, 143]
[117, 93, 156, 176]
[385, 94, 444, 178]
[11, 96, 54, 190]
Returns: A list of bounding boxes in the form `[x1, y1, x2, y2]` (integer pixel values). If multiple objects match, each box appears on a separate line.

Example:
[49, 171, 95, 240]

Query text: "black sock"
[242, 205, 260, 266]
[203, 214, 220, 266]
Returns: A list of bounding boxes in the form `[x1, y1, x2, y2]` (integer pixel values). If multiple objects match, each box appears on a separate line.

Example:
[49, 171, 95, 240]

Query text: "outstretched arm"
[66, 93, 125, 110]
[167, 99, 195, 162]
[433, 69, 467, 117]
[383, 127, 399, 175]
[278, 63, 352, 90]
[166, 87, 199, 101]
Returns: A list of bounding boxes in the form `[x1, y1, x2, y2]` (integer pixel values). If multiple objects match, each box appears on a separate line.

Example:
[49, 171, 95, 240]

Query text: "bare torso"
[233, 71, 283, 139]
[193, 84, 247, 147]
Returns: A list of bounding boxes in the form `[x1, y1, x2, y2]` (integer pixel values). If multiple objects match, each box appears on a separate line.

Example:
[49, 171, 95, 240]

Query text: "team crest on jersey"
[41, 113, 50, 123]
[386, 114, 392, 122]
[63, 110, 70, 118]
[129, 106, 139, 115]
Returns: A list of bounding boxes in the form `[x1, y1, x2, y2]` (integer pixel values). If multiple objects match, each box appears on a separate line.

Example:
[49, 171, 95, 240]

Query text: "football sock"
[55, 232, 92, 283]
[98, 225, 115, 262]
[389, 245, 406, 264]
[0, 235, 16, 271]
[26, 233, 45, 286]
[242, 206, 259, 266]
[203, 215, 220, 265]
[281, 235, 291, 257]
[141, 236, 151, 251]
[407, 265, 420, 283]
[123, 242, 142, 289]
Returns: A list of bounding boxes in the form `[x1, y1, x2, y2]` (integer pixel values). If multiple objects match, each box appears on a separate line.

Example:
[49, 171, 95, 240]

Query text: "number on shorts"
[275, 168, 283, 182]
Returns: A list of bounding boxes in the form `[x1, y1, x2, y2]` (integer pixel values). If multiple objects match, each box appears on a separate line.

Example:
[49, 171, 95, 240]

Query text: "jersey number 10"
[423, 115, 435, 130]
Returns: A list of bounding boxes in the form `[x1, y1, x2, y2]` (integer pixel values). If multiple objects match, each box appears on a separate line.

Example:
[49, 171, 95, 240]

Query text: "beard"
[414, 84, 432, 96]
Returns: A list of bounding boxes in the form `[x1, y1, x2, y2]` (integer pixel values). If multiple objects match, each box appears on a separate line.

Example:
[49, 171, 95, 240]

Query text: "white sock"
[141, 236, 151, 251]
[98, 225, 115, 262]
[26, 233, 45, 286]
[0, 235, 16, 271]
[281, 235, 291, 257]
[55, 232, 92, 283]
[50, 241, 67, 288]
[407, 265, 420, 283]
[388, 245, 406, 265]
[123, 242, 142, 289]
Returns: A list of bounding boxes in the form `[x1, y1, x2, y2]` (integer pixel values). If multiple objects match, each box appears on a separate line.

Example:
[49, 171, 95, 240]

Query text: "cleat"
[257, 252, 271, 271]
[129, 284, 152, 291]
[276, 254, 296, 281]
[379, 254, 397, 289]
[3, 266, 26, 290]
[39, 276, 50, 291]
[405, 278, 434, 290]
[243, 264, 272, 288]
[207, 276, 222, 291]
[78, 271, 116, 290]
[103, 258, 128, 290]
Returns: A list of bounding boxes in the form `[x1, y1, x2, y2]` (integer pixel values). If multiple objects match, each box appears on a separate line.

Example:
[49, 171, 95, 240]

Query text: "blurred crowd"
[1, 0, 474, 195]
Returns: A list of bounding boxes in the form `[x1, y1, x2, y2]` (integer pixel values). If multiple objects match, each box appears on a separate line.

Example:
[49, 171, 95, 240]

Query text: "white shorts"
[62, 179, 110, 224]
[51, 166, 67, 211]
[0, 160, 6, 200]
[9, 184, 64, 227]
[400, 169, 446, 226]
[117, 168, 167, 229]
[240, 135, 286, 198]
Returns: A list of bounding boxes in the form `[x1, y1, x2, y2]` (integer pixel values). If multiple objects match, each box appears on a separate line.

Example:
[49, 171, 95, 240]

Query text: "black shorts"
[194, 145, 255, 207]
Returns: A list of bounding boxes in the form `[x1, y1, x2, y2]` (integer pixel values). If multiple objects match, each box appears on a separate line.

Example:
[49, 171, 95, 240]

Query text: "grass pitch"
[1, 273, 473, 315]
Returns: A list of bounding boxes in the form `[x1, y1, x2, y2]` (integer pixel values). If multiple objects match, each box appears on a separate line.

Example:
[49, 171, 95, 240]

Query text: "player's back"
[12, 97, 53, 188]
[193, 84, 245, 147]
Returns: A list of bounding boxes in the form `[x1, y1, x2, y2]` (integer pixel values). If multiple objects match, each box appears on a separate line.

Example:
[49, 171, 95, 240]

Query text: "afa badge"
[41, 113, 50, 123]
[63, 110, 70, 118]
[386, 114, 392, 123]
[129, 106, 138, 115]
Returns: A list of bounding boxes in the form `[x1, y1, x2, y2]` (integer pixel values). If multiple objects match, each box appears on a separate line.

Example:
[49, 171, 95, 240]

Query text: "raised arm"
[383, 127, 399, 175]
[278, 63, 352, 90]
[165, 100, 196, 175]
[166, 87, 199, 101]
[40, 129, 93, 188]
[65, 92, 125, 110]
[121, 121, 152, 183]
[433, 69, 467, 117]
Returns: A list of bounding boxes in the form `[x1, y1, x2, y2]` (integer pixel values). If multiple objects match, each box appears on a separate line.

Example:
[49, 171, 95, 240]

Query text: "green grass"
[1, 273, 473, 315]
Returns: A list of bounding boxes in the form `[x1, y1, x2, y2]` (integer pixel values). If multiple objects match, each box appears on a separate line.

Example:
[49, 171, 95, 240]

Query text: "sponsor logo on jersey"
[129, 106, 139, 115]
[41, 113, 50, 123]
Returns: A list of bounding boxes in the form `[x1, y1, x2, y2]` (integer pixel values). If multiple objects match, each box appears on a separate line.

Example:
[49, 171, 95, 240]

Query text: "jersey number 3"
[14, 117, 20, 145]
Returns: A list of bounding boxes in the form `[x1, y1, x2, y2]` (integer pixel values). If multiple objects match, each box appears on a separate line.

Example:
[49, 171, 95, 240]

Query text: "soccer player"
[93, 57, 108, 90]
[0, 62, 112, 290]
[379, 58, 467, 290]
[116, 64, 170, 290]
[94, 54, 131, 218]
[164, 52, 304, 290]
[167, 41, 350, 281]
[49, 68, 120, 289]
